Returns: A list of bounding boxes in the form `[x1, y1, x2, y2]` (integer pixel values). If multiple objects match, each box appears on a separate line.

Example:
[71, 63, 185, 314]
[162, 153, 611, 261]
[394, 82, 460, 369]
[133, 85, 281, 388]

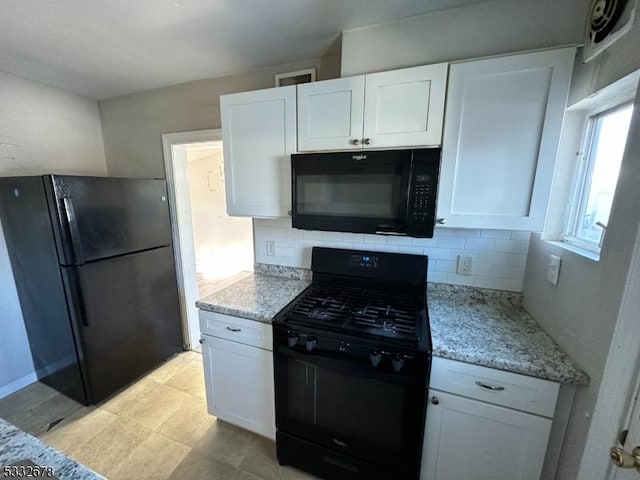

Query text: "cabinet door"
[221, 86, 296, 217]
[201, 334, 275, 439]
[362, 63, 448, 148]
[421, 390, 552, 480]
[437, 47, 575, 230]
[297, 76, 365, 151]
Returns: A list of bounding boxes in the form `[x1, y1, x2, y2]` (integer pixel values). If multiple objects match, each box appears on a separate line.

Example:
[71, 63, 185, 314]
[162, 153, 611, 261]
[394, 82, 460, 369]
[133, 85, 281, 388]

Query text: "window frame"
[563, 101, 633, 254]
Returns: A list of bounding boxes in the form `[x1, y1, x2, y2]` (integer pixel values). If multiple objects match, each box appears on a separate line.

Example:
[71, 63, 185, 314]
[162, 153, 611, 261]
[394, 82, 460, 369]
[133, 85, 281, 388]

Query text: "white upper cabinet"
[436, 47, 575, 230]
[297, 63, 448, 151]
[220, 86, 296, 217]
[297, 76, 365, 151]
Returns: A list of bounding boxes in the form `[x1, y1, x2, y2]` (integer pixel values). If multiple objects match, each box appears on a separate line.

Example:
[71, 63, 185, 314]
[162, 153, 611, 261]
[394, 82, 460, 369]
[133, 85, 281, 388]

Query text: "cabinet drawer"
[199, 310, 273, 351]
[430, 357, 559, 417]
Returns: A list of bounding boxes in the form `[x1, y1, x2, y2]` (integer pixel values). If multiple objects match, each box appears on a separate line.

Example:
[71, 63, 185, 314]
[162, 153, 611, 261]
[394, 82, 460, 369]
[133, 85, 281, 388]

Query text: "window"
[564, 103, 634, 253]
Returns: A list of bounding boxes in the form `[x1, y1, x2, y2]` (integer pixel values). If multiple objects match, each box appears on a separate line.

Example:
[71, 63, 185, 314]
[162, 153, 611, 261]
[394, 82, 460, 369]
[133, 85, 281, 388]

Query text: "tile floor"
[0, 351, 318, 480]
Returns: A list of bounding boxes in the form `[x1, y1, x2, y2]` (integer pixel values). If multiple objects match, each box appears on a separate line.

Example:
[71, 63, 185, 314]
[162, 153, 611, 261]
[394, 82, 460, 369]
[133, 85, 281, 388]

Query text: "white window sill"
[543, 240, 601, 262]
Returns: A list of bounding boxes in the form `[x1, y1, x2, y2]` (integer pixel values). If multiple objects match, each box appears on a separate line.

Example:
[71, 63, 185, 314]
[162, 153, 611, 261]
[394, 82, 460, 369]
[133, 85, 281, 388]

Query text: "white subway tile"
[427, 271, 448, 283]
[510, 231, 532, 240]
[397, 246, 425, 255]
[450, 228, 481, 237]
[494, 239, 529, 254]
[342, 233, 365, 243]
[253, 218, 278, 228]
[446, 272, 474, 286]
[478, 251, 510, 264]
[277, 218, 292, 229]
[363, 234, 388, 245]
[330, 241, 355, 250]
[433, 228, 451, 238]
[411, 237, 437, 247]
[436, 236, 465, 249]
[424, 247, 451, 260]
[303, 230, 325, 241]
[274, 246, 295, 257]
[470, 262, 492, 276]
[480, 229, 512, 239]
[276, 237, 296, 248]
[507, 253, 528, 267]
[435, 260, 457, 273]
[464, 237, 495, 251]
[448, 249, 479, 261]
[373, 245, 400, 253]
[387, 236, 414, 246]
[322, 231, 344, 241]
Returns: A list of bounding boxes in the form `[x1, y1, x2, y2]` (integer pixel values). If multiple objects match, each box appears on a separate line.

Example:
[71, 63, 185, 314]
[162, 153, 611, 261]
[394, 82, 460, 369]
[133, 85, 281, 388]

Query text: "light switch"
[547, 254, 561, 286]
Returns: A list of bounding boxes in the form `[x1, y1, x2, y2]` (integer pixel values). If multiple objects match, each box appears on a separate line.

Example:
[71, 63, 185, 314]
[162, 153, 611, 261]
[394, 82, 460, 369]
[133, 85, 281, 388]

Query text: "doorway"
[162, 130, 253, 351]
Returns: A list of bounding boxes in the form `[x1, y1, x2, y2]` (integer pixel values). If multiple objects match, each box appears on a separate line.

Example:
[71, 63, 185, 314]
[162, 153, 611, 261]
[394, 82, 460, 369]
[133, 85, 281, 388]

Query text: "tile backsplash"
[253, 219, 531, 292]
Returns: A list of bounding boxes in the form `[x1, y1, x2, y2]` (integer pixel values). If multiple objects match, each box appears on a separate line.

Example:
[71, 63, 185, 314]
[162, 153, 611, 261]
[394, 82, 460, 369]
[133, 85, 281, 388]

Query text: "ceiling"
[0, 0, 489, 100]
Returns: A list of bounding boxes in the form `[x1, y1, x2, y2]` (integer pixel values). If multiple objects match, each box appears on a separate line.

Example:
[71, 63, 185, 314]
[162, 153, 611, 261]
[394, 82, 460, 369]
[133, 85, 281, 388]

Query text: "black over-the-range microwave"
[291, 148, 441, 238]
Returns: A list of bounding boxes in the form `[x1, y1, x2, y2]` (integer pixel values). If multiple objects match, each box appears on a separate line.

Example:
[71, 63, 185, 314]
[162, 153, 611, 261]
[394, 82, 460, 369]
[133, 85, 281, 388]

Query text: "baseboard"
[0, 371, 37, 400]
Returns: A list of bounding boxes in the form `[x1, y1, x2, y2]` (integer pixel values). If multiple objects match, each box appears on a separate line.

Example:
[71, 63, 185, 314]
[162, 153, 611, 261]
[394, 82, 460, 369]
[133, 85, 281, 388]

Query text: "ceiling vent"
[583, 0, 638, 62]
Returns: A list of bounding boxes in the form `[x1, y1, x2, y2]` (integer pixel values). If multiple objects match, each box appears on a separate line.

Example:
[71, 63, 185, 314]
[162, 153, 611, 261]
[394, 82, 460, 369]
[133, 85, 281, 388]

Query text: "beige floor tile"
[163, 360, 206, 397]
[156, 394, 215, 446]
[0, 382, 59, 415]
[192, 419, 257, 468]
[70, 416, 152, 478]
[118, 384, 193, 431]
[4, 391, 83, 436]
[108, 432, 191, 480]
[99, 377, 162, 416]
[39, 407, 118, 457]
[239, 437, 320, 480]
[145, 354, 193, 385]
[168, 449, 237, 480]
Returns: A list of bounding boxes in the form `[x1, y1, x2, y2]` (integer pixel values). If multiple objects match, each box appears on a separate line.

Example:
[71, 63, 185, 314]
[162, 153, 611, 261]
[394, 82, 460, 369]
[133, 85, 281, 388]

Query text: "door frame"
[162, 129, 222, 350]
[577, 90, 640, 479]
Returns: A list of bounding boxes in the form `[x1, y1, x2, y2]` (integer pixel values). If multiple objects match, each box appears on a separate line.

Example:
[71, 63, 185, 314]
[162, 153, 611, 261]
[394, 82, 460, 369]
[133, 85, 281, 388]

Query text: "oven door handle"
[277, 346, 424, 384]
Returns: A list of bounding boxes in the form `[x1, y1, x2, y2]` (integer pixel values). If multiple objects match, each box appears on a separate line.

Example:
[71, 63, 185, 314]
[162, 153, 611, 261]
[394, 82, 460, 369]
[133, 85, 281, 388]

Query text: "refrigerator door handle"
[62, 268, 89, 327]
[62, 197, 85, 265]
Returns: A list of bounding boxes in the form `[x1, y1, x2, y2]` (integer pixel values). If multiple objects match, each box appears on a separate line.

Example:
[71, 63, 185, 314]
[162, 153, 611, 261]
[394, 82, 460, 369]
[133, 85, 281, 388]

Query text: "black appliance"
[273, 247, 431, 480]
[291, 148, 440, 238]
[0, 175, 183, 405]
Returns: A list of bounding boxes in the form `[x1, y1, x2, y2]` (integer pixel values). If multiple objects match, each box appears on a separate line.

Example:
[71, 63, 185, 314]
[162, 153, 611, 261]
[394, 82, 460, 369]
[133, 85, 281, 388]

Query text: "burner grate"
[286, 284, 420, 339]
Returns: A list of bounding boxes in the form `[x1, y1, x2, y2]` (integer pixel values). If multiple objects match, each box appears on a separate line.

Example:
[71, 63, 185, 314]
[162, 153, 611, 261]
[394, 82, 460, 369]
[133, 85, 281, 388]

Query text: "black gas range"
[273, 247, 431, 480]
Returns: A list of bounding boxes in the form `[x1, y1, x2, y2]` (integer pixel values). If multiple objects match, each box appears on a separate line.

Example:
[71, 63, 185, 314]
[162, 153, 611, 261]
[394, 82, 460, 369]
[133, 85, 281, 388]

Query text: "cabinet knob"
[287, 210, 292, 216]
[431, 396, 439, 405]
[199, 337, 204, 344]
[436, 218, 446, 225]
[351, 138, 360, 145]
[363, 138, 371, 146]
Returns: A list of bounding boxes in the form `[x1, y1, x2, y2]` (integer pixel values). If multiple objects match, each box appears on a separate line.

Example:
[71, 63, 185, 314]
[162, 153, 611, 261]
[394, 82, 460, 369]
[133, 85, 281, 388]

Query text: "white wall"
[186, 146, 253, 278]
[341, 0, 590, 76]
[0, 71, 106, 398]
[255, 219, 530, 292]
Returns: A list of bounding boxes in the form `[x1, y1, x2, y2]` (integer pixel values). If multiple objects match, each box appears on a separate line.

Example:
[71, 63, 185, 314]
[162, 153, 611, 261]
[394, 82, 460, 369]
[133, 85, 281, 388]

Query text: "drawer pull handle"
[226, 326, 242, 332]
[475, 380, 505, 391]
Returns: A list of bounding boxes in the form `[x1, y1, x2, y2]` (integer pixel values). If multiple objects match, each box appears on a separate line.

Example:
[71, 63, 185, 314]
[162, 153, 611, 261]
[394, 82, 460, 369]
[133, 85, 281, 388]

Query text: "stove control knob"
[305, 336, 317, 352]
[287, 333, 299, 348]
[392, 355, 405, 372]
[369, 351, 382, 367]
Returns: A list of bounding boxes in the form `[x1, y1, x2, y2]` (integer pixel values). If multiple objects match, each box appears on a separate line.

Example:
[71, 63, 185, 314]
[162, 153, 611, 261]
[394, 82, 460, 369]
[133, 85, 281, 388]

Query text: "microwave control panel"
[407, 156, 439, 238]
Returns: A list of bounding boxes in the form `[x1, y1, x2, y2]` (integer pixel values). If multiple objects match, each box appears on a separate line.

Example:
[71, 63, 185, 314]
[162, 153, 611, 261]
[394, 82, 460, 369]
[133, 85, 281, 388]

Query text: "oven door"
[291, 150, 411, 235]
[274, 343, 427, 477]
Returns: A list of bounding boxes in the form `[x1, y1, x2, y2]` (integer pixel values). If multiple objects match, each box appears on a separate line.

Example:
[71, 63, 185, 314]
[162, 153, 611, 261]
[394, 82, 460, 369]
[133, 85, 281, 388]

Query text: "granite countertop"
[196, 267, 588, 386]
[196, 273, 310, 323]
[0, 418, 104, 480]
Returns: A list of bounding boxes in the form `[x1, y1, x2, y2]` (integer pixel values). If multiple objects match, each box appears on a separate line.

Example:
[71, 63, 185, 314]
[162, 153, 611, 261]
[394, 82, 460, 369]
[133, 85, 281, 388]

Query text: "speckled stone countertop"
[196, 273, 310, 323]
[0, 418, 104, 479]
[196, 270, 588, 386]
[427, 284, 589, 385]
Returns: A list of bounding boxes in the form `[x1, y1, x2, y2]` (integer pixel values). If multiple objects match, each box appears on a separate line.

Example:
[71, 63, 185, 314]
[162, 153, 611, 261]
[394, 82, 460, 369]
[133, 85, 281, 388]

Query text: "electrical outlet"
[456, 255, 473, 275]
[266, 240, 275, 256]
[547, 254, 561, 286]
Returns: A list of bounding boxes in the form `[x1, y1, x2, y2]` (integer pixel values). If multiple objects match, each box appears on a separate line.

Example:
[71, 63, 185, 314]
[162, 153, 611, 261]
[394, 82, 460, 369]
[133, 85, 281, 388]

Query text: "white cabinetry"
[199, 310, 275, 439]
[436, 47, 575, 230]
[220, 86, 296, 218]
[421, 357, 559, 480]
[297, 64, 448, 151]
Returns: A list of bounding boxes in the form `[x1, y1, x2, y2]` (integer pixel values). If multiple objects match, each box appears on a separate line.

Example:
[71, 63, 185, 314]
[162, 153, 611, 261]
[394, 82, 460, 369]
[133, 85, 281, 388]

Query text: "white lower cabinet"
[421, 357, 558, 480]
[199, 310, 275, 440]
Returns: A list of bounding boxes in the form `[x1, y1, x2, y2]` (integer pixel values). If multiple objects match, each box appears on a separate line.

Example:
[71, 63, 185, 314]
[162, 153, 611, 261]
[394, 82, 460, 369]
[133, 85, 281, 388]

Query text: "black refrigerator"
[0, 175, 183, 405]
